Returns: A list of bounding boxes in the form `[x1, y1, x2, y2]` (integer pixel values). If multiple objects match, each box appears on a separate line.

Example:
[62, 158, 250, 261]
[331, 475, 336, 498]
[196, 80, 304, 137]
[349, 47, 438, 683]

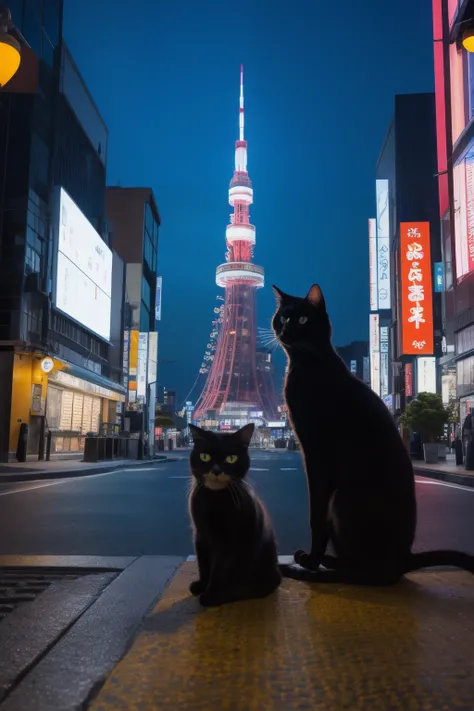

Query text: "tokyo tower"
[194, 66, 277, 423]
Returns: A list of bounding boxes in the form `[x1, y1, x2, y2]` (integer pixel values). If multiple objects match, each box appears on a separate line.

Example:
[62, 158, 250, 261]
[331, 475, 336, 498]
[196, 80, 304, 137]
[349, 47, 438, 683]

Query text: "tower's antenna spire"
[239, 63, 244, 141]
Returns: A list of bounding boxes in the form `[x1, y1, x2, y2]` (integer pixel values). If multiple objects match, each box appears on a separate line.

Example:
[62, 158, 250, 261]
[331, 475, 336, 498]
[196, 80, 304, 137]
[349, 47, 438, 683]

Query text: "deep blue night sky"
[63, 0, 434, 405]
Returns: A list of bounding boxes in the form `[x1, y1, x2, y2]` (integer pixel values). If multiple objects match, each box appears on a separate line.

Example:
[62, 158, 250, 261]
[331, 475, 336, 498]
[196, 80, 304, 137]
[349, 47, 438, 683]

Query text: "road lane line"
[280, 467, 297, 471]
[250, 467, 270, 471]
[415, 478, 474, 493]
[0, 480, 71, 496]
[0, 465, 169, 496]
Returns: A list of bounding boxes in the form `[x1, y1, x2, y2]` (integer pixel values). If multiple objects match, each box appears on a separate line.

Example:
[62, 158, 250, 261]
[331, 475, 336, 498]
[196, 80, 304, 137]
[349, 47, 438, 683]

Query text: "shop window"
[49, 388, 102, 434]
[457, 355, 474, 397]
[46, 386, 61, 429]
[457, 324, 474, 355]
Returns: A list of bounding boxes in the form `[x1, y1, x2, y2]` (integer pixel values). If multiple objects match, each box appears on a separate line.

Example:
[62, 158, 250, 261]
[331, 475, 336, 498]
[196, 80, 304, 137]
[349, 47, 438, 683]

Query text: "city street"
[0, 451, 473, 558]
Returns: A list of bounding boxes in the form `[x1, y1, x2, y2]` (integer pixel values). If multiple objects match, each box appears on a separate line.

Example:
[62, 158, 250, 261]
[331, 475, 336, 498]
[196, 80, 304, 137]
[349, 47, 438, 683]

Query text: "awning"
[50, 359, 126, 400]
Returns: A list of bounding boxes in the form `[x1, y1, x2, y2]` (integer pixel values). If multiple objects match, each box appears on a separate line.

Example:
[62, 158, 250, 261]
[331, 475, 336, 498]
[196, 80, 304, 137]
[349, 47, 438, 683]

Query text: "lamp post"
[0, 4, 21, 88]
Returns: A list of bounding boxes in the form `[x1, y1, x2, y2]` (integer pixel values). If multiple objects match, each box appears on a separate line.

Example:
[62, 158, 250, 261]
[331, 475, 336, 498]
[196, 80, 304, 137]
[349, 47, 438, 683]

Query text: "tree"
[400, 392, 449, 443]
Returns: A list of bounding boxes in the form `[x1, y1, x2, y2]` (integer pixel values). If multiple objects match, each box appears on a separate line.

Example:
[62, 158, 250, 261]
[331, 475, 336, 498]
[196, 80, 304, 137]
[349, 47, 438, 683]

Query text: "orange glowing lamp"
[462, 27, 474, 53]
[0, 5, 21, 89]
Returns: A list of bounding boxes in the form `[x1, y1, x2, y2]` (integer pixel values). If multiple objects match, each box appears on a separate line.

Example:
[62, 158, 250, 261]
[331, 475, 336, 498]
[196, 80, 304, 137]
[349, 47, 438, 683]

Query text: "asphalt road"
[0, 450, 473, 557]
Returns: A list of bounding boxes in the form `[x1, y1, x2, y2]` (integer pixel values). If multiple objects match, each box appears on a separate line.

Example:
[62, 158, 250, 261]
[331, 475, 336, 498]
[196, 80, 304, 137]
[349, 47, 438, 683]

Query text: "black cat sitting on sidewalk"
[272, 283, 474, 585]
[188, 423, 281, 607]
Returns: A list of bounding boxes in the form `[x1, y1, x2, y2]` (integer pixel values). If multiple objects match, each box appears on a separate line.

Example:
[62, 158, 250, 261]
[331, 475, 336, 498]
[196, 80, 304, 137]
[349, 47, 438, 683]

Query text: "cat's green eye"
[280, 316, 289, 324]
[299, 316, 308, 324]
[200, 453, 211, 462]
[225, 455, 238, 464]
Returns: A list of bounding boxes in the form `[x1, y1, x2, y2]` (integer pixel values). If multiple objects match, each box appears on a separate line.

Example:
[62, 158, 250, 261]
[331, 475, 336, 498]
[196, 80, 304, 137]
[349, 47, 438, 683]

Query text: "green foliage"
[446, 399, 460, 424]
[400, 392, 450, 443]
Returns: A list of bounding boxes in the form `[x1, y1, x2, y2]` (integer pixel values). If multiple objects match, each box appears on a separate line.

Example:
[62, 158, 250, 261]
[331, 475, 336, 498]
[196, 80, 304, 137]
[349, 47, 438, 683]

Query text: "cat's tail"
[404, 550, 474, 574]
[278, 550, 474, 583]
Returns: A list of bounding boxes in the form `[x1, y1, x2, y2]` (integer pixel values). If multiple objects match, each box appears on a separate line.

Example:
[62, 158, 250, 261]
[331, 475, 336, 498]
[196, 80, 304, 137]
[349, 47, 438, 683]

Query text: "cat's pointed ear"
[272, 285, 290, 304]
[189, 424, 208, 442]
[305, 284, 326, 310]
[233, 422, 255, 447]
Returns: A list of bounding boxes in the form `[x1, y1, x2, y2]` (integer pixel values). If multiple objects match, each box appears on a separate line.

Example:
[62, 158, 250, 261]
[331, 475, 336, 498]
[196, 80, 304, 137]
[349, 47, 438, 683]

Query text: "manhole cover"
[0, 568, 82, 622]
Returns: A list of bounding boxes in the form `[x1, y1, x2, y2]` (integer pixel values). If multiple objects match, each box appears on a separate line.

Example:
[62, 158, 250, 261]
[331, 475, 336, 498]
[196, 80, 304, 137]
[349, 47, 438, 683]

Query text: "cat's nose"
[211, 464, 222, 475]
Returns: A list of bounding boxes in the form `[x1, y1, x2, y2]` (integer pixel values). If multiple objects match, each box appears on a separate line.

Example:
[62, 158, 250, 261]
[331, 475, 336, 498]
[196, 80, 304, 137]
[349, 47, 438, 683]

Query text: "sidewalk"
[89, 558, 474, 711]
[0, 555, 472, 711]
[0, 456, 168, 483]
[413, 452, 474, 488]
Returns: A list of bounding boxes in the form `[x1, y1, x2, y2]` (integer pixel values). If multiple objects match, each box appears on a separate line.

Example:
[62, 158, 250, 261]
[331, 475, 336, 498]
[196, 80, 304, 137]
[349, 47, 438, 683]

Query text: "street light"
[0, 4, 21, 88]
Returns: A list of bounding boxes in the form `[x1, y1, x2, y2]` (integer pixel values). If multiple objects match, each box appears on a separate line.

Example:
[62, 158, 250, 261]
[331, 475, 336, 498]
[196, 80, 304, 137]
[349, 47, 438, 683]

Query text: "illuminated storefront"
[46, 367, 125, 453]
[432, 0, 474, 418]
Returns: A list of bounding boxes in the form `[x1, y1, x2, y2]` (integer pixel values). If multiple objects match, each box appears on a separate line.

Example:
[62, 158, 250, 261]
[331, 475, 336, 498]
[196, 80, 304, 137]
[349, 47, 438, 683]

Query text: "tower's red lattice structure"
[194, 66, 278, 422]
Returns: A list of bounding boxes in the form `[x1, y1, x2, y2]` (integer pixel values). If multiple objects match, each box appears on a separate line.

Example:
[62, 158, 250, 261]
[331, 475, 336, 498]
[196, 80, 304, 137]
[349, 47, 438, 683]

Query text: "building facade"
[433, 0, 474, 422]
[106, 187, 160, 451]
[368, 93, 441, 416]
[336, 341, 370, 384]
[0, 2, 126, 461]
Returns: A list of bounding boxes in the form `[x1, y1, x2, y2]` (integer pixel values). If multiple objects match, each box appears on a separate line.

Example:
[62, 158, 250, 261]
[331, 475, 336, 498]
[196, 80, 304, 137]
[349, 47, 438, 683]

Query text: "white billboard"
[417, 356, 437, 394]
[55, 188, 112, 340]
[376, 179, 391, 310]
[369, 314, 380, 396]
[368, 218, 378, 311]
[147, 331, 158, 385]
[155, 276, 162, 322]
[137, 332, 149, 402]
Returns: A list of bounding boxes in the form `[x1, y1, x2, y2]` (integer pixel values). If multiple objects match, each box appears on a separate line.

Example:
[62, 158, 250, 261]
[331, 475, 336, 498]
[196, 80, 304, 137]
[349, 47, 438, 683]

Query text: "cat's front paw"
[199, 590, 225, 607]
[189, 580, 206, 596]
[294, 549, 320, 571]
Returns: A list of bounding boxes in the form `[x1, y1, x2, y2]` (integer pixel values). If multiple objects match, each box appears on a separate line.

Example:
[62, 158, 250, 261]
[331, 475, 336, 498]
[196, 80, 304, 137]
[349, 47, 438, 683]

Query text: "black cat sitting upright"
[272, 283, 474, 585]
[188, 423, 281, 607]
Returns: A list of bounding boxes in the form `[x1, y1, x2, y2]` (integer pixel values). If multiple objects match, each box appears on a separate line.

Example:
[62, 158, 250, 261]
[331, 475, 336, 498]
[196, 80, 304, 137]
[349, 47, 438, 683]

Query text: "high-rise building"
[106, 187, 160, 450]
[336, 341, 370, 384]
[0, 2, 126, 462]
[432, 0, 474, 422]
[194, 67, 277, 428]
[368, 93, 440, 416]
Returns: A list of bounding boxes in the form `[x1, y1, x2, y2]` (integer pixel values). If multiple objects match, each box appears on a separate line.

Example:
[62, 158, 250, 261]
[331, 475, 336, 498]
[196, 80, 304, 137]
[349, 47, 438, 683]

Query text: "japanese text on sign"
[400, 222, 434, 355]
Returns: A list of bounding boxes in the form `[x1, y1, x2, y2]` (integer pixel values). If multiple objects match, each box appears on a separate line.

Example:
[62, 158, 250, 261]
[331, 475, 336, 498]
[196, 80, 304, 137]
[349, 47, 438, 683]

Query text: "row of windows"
[457, 324, 474, 356]
[52, 311, 108, 359]
[140, 302, 151, 332]
[457, 355, 474, 397]
[145, 202, 159, 245]
[143, 232, 157, 272]
[8, 0, 60, 69]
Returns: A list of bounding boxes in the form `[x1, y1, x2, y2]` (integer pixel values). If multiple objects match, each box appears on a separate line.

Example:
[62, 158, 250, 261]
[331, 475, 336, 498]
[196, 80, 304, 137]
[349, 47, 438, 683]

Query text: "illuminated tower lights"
[194, 66, 276, 423]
